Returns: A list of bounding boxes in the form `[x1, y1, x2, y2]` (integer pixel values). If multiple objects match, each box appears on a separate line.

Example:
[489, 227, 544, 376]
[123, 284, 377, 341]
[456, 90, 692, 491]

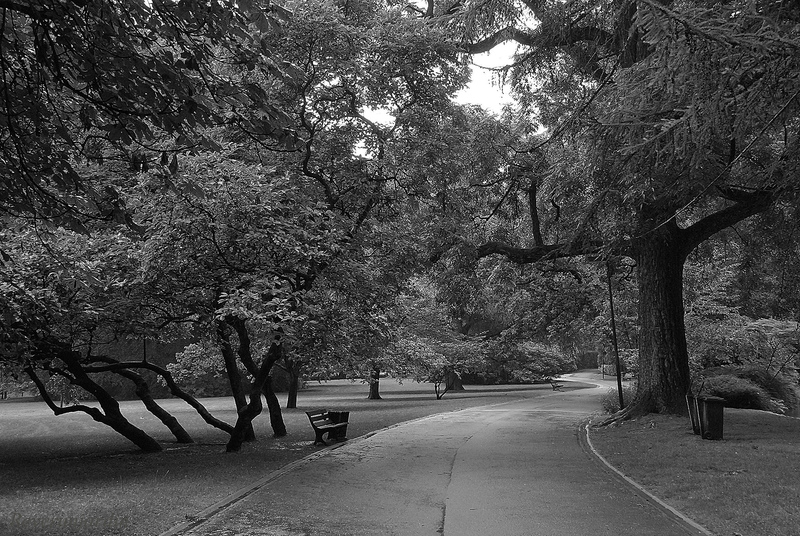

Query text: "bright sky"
[363, 42, 517, 125]
[455, 41, 517, 114]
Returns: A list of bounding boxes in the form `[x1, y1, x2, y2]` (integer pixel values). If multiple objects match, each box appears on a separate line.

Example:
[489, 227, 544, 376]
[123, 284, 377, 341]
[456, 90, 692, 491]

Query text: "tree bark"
[283, 357, 303, 409]
[226, 341, 282, 452]
[619, 219, 691, 417]
[367, 367, 382, 399]
[228, 317, 287, 437]
[113, 368, 193, 443]
[27, 352, 162, 453]
[83, 359, 235, 435]
[218, 321, 256, 442]
[287, 370, 299, 409]
[263, 376, 287, 437]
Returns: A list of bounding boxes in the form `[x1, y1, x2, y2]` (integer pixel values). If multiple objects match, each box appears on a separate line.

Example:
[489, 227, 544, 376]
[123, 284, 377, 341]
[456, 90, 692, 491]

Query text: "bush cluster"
[694, 366, 799, 415]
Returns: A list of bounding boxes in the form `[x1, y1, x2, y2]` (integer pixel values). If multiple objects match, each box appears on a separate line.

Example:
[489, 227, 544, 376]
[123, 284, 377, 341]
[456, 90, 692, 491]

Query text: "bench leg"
[313, 430, 328, 446]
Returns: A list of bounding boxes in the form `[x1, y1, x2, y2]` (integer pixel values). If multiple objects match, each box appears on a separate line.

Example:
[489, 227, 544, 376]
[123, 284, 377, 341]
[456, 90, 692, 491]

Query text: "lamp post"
[607, 261, 625, 410]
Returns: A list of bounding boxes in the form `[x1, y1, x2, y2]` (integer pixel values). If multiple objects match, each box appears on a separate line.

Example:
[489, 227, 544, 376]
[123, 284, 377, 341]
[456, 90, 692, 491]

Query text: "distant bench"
[548, 378, 564, 391]
[306, 409, 349, 446]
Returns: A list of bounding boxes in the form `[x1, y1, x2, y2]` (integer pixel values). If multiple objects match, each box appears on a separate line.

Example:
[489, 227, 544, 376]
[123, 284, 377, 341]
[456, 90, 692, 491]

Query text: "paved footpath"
[170, 375, 708, 536]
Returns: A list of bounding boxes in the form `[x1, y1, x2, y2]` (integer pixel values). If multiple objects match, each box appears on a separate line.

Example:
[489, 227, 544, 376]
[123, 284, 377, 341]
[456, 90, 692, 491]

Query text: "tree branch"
[527, 180, 544, 246]
[680, 188, 776, 258]
[476, 240, 603, 263]
[466, 25, 614, 55]
[25, 366, 104, 419]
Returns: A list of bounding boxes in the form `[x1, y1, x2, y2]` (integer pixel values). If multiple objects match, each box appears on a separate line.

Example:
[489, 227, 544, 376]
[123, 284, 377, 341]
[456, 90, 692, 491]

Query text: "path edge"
[580, 421, 714, 536]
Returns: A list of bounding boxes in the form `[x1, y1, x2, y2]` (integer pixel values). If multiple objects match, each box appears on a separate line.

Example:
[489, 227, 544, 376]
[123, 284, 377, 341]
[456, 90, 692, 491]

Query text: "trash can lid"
[698, 396, 726, 403]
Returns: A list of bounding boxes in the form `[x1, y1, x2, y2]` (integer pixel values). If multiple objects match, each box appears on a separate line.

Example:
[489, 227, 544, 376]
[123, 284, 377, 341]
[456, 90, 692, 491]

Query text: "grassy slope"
[589, 409, 800, 536]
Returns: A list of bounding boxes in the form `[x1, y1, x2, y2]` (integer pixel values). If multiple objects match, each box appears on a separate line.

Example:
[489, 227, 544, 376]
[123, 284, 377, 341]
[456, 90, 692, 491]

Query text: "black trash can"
[698, 396, 725, 440]
[686, 394, 701, 435]
[327, 411, 349, 441]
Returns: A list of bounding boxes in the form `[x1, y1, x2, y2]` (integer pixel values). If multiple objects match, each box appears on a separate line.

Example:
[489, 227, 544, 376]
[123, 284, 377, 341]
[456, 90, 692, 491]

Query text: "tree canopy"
[439, 0, 800, 415]
[0, 0, 299, 229]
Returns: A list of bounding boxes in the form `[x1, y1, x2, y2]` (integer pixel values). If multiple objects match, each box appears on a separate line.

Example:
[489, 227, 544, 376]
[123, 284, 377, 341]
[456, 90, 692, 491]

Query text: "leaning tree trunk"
[27, 353, 162, 453]
[218, 322, 256, 442]
[263, 376, 287, 437]
[367, 367, 382, 400]
[113, 368, 193, 443]
[624, 219, 692, 417]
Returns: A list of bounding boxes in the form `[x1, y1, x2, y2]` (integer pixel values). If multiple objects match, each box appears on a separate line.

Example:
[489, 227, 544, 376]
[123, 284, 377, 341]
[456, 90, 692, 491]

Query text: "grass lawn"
[0, 379, 556, 536]
[589, 408, 800, 536]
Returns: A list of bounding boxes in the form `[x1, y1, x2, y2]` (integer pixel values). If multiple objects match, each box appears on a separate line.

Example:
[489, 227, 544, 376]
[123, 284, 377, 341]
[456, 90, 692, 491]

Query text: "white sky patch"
[362, 41, 518, 125]
[455, 41, 517, 115]
[357, 43, 519, 155]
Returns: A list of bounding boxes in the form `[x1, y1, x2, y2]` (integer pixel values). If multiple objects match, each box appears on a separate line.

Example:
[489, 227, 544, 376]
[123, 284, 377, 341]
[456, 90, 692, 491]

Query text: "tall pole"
[607, 261, 625, 410]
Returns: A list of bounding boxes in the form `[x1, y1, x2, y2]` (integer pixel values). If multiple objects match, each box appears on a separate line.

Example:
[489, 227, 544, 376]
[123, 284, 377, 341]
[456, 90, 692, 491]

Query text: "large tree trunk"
[478, 188, 775, 423]
[82, 358, 236, 435]
[227, 317, 289, 437]
[624, 219, 691, 417]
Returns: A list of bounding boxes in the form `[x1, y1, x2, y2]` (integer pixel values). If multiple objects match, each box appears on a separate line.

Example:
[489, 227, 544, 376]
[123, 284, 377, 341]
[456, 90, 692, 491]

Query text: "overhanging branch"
[476, 240, 605, 263]
[465, 25, 614, 55]
[680, 188, 777, 258]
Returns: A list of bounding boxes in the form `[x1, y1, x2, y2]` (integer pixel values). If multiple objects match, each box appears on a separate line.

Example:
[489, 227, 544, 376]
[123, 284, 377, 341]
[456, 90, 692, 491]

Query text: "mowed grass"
[0, 379, 556, 536]
[589, 409, 800, 536]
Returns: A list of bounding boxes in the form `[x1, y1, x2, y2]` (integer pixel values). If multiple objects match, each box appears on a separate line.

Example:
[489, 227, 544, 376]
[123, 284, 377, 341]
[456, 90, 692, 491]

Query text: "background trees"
[446, 0, 800, 415]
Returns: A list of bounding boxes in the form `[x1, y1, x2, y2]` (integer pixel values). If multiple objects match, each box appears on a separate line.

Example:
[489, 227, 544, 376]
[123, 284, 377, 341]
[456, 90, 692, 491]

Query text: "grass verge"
[589, 409, 800, 536]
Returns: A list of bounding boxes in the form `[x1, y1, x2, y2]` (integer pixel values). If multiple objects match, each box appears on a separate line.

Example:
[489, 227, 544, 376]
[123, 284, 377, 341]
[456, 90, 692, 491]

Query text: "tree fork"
[226, 341, 283, 452]
[218, 321, 256, 441]
[228, 318, 287, 437]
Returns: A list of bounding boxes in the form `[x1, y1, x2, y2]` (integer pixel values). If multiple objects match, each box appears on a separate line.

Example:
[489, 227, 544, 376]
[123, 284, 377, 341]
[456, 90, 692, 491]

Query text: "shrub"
[697, 374, 772, 411]
[734, 367, 799, 412]
[695, 366, 800, 414]
[601, 384, 638, 413]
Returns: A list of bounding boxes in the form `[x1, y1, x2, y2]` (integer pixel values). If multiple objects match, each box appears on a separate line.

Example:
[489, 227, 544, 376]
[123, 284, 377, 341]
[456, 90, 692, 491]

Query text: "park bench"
[549, 378, 564, 391]
[306, 409, 349, 446]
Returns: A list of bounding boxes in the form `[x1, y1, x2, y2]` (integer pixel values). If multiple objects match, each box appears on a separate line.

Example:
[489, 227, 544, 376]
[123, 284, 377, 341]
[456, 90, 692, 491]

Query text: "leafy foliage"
[694, 367, 799, 415]
[0, 0, 301, 226]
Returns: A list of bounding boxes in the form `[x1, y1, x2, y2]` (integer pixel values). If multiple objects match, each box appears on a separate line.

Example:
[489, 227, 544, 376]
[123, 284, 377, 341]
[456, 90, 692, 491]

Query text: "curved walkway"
[165, 374, 709, 536]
